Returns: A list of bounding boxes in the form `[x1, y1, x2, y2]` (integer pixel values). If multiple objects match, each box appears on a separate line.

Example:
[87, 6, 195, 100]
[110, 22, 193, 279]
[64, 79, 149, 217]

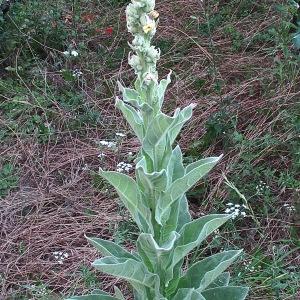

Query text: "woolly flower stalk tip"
[126, 0, 159, 82]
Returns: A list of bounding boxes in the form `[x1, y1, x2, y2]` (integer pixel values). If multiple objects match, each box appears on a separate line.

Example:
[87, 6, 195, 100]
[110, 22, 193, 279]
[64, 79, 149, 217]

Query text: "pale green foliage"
[67, 0, 248, 299]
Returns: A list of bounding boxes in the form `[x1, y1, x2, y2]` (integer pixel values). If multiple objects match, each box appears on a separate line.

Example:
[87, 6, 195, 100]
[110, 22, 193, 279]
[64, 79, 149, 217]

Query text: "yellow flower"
[149, 10, 159, 19]
[143, 23, 155, 34]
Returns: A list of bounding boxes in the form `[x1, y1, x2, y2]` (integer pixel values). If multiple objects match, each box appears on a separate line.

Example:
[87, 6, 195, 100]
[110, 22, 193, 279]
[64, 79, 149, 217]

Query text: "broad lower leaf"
[92, 256, 160, 295]
[99, 170, 152, 233]
[206, 272, 230, 289]
[113, 286, 125, 300]
[173, 288, 205, 300]
[177, 250, 242, 291]
[86, 236, 139, 261]
[66, 291, 119, 300]
[172, 214, 231, 267]
[201, 286, 249, 300]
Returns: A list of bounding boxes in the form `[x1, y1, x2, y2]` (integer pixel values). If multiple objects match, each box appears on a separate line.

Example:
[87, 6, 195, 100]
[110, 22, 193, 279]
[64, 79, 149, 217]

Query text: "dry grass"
[0, 0, 299, 299]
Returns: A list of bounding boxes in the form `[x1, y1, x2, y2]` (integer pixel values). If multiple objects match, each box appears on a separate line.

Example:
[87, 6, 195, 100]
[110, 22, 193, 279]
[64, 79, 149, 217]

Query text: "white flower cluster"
[117, 162, 133, 173]
[115, 132, 126, 137]
[283, 203, 296, 212]
[26, 284, 48, 297]
[98, 152, 106, 158]
[256, 181, 269, 195]
[98, 140, 116, 148]
[243, 261, 262, 273]
[63, 50, 79, 57]
[225, 203, 247, 219]
[73, 69, 83, 78]
[53, 251, 69, 264]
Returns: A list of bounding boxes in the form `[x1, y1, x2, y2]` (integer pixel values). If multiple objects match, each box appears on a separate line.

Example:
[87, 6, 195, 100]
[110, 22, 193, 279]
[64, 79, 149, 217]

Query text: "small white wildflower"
[72, 69, 83, 78]
[241, 211, 246, 217]
[225, 208, 231, 214]
[52, 250, 69, 264]
[283, 203, 296, 212]
[117, 162, 133, 173]
[107, 141, 116, 148]
[234, 204, 241, 208]
[99, 140, 109, 146]
[128, 151, 133, 156]
[63, 51, 70, 56]
[82, 164, 89, 171]
[98, 152, 106, 158]
[71, 50, 79, 57]
[226, 202, 234, 206]
[116, 132, 126, 137]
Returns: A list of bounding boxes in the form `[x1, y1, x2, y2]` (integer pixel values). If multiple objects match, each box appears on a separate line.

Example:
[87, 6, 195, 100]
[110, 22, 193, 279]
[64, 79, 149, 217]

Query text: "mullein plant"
[68, 0, 249, 299]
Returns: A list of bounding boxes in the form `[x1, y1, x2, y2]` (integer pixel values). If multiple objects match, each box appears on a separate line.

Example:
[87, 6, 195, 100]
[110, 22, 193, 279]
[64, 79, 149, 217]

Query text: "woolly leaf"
[86, 236, 139, 261]
[66, 290, 118, 300]
[92, 256, 160, 296]
[116, 98, 144, 141]
[157, 71, 172, 108]
[156, 156, 222, 224]
[177, 250, 242, 291]
[137, 232, 179, 283]
[113, 287, 126, 300]
[206, 272, 230, 289]
[201, 286, 249, 300]
[99, 170, 152, 233]
[173, 288, 205, 300]
[172, 215, 231, 267]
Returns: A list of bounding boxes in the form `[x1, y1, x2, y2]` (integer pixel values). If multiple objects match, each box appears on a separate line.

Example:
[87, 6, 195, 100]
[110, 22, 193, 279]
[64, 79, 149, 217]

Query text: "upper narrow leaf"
[157, 156, 222, 224]
[116, 98, 144, 141]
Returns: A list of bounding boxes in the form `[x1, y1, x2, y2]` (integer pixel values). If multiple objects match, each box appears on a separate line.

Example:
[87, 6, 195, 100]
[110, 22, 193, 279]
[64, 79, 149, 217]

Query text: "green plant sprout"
[67, 0, 249, 299]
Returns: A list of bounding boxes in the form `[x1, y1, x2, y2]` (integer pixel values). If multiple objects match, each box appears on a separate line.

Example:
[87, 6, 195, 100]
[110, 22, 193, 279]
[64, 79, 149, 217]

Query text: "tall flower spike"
[68, 1, 249, 299]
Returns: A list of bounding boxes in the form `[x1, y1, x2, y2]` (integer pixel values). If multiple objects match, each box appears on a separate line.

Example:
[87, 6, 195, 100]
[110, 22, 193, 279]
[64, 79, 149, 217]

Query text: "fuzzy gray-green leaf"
[99, 170, 152, 233]
[177, 250, 242, 291]
[173, 288, 205, 300]
[92, 256, 160, 294]
[201, 286, 249, 300]
[172, 214, 231, 267]
[86, 236, 139, 261]
[116, 98, 144, 141]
